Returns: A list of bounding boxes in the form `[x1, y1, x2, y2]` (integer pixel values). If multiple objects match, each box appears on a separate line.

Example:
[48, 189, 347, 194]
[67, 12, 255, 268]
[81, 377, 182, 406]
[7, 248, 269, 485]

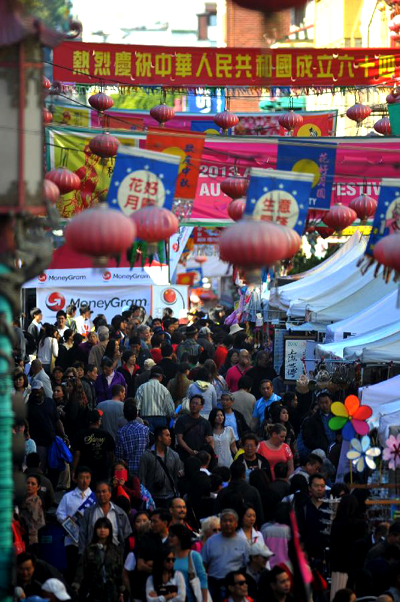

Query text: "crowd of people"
[10, 303, 400, 602]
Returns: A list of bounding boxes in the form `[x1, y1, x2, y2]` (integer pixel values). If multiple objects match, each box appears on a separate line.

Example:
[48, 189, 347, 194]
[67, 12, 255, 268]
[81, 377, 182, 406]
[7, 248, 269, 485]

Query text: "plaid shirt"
[115, 420, 150, 474]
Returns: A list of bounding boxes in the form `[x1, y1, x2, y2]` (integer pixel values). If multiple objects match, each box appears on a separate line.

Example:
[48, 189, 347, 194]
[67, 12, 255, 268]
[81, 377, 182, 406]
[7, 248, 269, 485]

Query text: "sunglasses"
[212, 528, 221, 533]
[165, 557, 175, 562]
[235, 580, 247, 586]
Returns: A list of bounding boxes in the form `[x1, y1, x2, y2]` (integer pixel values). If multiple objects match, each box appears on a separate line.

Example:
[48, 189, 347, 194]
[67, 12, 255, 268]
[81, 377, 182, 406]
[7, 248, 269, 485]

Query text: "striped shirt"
[136, 378, 175, 417]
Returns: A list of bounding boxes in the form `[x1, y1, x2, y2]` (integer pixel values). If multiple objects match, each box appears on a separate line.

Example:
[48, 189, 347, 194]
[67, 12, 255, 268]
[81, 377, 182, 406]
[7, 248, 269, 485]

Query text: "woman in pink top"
[257, 424, 294, 480]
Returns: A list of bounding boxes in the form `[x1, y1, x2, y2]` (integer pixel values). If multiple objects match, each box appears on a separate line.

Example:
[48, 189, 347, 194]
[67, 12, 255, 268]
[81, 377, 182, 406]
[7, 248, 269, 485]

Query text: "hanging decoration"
[43, 108, 53, 124]
[43, 76, 51, 90]
[387, 89, 400, 104]
[346, 103, 372, 124]
[227, 198, 246, 222]
[65, 203, 136, 266]
[214, 110, 239, 133]
[329, 395, 372, 440]
[45, 167, 81, 195]
[281, 228, 302, 259]
[150, 104, 175, 126]
[89, 92, 114, 112]
[323, 203, 357, 232]
[43, 180, 60, 204]
[221, 176, 248, 200]
[89, 133, 120, 159]
[373, 233, 400, 278]
[316, 227, 335, 239]
[128, 205, 179, 265]
[349, 194, 377, 223]
[347, 436, 381, 472]
[374, 117, 392, 136]
[383, 434, 400, 470]
[278, 111, 304, 134]
[194, 255, 208, 264]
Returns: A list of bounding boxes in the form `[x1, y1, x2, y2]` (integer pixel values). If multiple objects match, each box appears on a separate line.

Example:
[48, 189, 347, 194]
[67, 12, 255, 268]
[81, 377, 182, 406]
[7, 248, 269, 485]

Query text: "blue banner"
[190, 120, 221, 135]
[244, 168, 314, 235]
[366, 178, 400, 257]
[187, 89, 225, 114]
[276, 141, 337, 210]
[107, 146, 181, 215]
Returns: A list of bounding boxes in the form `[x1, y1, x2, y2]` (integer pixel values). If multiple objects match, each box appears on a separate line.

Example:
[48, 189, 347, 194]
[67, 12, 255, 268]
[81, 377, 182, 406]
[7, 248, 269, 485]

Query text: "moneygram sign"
[23, 267, 169, 288]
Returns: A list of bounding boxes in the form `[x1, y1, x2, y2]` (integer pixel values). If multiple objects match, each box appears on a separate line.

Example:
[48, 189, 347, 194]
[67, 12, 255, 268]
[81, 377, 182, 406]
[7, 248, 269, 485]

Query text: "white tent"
[315, 320, 400, 360]
[354, 337, 400, 363]
[325, 290, 400, 343]
[343, 327, 400, 361]
[357, 375, 400, 432]
[268, 232, 366, 311]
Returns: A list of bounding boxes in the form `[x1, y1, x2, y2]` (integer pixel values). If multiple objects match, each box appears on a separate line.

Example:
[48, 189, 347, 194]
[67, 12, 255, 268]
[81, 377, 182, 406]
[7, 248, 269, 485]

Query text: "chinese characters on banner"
[244, 168, 313, 234]
[145, 129, 205, 200]
[276, 141, 337, 210]
[107, 147, 180, 215]
[365, 178, 400, 257]
[53, 42, 400, 87]
[284, 338, 308, 382]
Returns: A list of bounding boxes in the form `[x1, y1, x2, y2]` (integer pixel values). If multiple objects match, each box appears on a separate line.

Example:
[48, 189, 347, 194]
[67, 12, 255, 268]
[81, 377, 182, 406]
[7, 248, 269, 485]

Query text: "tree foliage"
[289, 243, 339, 275]
[110, 90, 179, 111]
[20, 0, 72, 30]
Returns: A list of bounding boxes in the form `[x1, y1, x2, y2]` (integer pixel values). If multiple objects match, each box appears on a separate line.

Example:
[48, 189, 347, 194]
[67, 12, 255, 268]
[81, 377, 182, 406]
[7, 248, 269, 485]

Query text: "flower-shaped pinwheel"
[329, 395, 372, 440]
[347, 436, 381, 472]
[383, 434, 400, 470]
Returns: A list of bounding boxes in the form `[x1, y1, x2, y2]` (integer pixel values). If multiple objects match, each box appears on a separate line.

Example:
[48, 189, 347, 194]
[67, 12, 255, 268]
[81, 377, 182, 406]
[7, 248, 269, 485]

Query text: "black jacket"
[302, 409, 332, 453]
[231, 452, 273, 483]
[215, 478, 264, 525]
[158, 357, 179, 386]
[232, 409, 251, 442]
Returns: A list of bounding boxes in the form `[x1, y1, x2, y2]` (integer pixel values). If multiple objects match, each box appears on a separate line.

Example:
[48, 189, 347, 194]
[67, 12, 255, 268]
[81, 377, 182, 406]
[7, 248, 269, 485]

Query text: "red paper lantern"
[346, 103, 372, 123]
[349, 194, 378, 222]
[316, 227, 335, 239]
[45, 168, 81, 195]
[373, 233, 400, 274]
[89, 92, 114, 112]
[150, 104, 175, 125]
[278, 111, 304, 132]
[130, 205, 179, 242]
[66, 204, 136, 264]
[219, 219, 290, 268]
[323, 203, 357, 231]
[374, 117, 392, 136]
[43, 76, 51, 90]
[227, 198, 246, 222]
[89, 133, 120, 158]
[43, 180, 60, 204]
[232, 0, 307, 10]
[281, 228, 302, 259]
[214, 111, 239, 131]
[43, 108, 53, 124]
[221, 177, 248, 200]
[194, 256, 208, 264]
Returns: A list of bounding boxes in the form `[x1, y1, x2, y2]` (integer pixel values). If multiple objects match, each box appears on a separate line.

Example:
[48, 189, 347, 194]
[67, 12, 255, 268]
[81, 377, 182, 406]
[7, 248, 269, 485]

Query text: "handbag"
[47, 436, 73, 471]
[188, 551, 212, 602]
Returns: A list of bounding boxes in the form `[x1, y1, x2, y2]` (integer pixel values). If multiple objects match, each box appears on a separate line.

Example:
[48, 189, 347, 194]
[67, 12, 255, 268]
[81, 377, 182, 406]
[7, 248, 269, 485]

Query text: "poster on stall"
[284, 337, 312, 383]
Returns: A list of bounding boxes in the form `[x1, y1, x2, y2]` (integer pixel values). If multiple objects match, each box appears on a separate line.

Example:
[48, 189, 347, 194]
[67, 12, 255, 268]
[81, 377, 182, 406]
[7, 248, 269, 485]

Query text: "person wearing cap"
[74, 304, 93, 337]
[16, 552, 69, 599]
[229, 324, 244, 338]
[134, 357, 156, 392]
[72, 409, 115, 485]
[197, 326, 215, 359]
[136, 366, 175, 432]
[226, 349, 252, 393]
[245, 541, 274, 597]
[177, 325, 201, 364]
[302, 389, 335, 454]
[41, 578, 71, 601]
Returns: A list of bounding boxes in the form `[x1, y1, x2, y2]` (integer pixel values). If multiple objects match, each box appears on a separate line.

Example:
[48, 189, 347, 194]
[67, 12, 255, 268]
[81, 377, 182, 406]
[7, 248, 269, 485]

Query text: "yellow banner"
[341, 225, 372, 236]
[52, 105, 91, 128]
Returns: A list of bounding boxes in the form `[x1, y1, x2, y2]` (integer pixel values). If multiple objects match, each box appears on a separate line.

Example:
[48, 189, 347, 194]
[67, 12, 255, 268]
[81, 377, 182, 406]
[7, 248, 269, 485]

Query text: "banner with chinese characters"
[54, 42, 400, 87]
[145, 129, 205, 199]
[45, 127, 138, 218]
[107, 146, 180, 214]
[276, 141, 337, 210]
[244, 168, 313, 234]
[365, 178, 400, 257]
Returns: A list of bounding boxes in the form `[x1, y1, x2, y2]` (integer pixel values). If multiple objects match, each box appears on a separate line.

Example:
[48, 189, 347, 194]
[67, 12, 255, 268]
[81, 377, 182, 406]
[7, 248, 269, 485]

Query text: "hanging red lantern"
[194, 256, 208, 264]
[316, 227, 335, 239]
[45, 168, 81, 195]
[43, 76, 51, 90]
[386, 88, 400, 103]
[89, 133, 120, 158]
[150, 104, 175, 125]
[281, 228, 302, 259]
[349, 194, 378, 222]
[66, 204, 136, 266]
[43, 108, 53, 124]
[232, 0, 307, 10]
[43, 180, 60, 204]
[221, 177, 248, 200]
[278, 111, 304, 132]
[227, 198, 246, 222]
[89, 92, 114, 112]
[214, 111, 239, 132]
[373, 233, 400, 276]
[346, 103, 372, 123]
[323, 203, 357, 231]
[130, 205, 179, 242]
[374, 117, 392, 136]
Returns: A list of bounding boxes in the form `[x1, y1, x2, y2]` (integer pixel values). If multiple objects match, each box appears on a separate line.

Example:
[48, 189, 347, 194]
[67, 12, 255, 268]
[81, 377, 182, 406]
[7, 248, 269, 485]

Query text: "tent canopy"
[343, 328, 400, 361]
[359, 375, 400, 426]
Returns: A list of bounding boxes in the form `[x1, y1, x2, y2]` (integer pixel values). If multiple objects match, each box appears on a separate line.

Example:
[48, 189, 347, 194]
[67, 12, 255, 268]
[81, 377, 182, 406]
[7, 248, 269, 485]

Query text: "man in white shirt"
[56, 466, 94, 583]
[30, 359, 53, 399]
[75, 304, 93, 337]
[55, 310, 68, 338]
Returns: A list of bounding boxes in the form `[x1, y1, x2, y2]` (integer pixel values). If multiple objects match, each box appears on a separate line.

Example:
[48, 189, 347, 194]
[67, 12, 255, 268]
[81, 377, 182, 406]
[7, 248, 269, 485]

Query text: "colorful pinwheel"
[329, 395, 372, 440]
[383, 434, 400, 470]
[347, 436, 381, 472]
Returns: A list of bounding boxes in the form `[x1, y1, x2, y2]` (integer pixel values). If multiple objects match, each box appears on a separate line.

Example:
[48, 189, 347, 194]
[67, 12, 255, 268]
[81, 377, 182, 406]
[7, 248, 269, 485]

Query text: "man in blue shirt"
[251, 380, 281, 431]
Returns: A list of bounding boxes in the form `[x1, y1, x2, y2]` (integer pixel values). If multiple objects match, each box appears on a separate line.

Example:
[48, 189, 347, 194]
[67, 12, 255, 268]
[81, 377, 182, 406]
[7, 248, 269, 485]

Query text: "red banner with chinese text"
[145, 129, 205, 200]
[53, 42, 400, 88]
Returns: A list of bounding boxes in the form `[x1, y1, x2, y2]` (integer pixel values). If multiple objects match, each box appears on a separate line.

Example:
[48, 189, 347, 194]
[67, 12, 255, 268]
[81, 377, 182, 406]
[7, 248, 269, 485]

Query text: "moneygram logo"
[46, 292, 66, 312]
[162, 288, 177, 305]
[38, 273, 47, 282]
[102, 270, 112, 281]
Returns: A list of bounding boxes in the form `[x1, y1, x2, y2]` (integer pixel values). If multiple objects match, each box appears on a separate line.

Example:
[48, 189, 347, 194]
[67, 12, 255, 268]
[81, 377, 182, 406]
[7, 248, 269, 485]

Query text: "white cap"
[249, 541, 274, 558]
[41, 579, 71, 601]
[229, 324, 244, 336]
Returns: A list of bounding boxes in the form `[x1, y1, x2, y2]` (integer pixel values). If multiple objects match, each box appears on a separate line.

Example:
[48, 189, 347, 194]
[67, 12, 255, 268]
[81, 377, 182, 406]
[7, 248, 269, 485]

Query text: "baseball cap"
[249, 541, 274, 559]
[199, 326, 212, 336]
[144, 358, 156, 370]
[31, 379, 43, 390]
[153, 326, 165, 335]
[41, 578, 71, 600]
[88, 409, 102, 423]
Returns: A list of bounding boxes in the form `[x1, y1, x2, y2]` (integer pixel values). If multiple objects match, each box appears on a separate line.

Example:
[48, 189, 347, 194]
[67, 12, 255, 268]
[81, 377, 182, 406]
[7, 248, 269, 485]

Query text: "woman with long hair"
[12, 369, 31, 403]
[219, 348, 239, 378]
[146, 548, 186, 602]
[282, 391, 301, 436]
[73, 517, 124, 601]
[266, 405, 299, 467]
[167, 362, 192, 405]
[258, 424, 294, 480]
[208, 408, 237, 467]
[37, 323, 59, 374]
[57, 329, 74, 371]
[104, 336, 122, 369]
[237, 504, 264, 546]
[63, 376, 88, 443]
[117, 350, 140, 398]
[168, 524, 208, 602]
[204, 359, 229, 402]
